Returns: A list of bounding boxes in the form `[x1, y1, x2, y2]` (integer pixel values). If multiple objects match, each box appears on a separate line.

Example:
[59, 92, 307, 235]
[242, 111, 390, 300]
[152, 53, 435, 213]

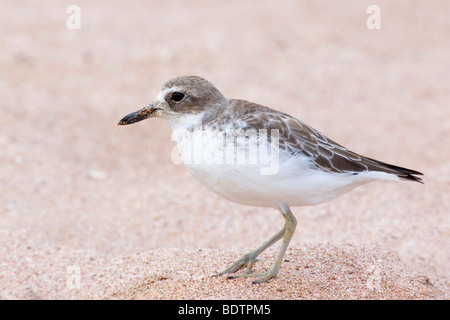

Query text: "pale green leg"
[212, 204, 297, 284]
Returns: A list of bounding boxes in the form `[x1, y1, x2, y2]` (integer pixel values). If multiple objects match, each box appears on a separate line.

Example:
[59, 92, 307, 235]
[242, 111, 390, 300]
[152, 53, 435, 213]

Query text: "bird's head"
[118, 76, 228, 129]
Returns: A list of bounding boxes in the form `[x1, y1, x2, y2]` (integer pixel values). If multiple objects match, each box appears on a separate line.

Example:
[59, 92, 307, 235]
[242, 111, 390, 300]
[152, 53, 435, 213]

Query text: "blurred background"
[0, 0, 448, 298]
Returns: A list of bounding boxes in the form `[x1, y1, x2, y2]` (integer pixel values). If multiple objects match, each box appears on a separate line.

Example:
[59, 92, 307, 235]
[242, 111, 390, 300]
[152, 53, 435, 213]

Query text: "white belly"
[174, 128, 397, 208]
[184, 160, 383, 208]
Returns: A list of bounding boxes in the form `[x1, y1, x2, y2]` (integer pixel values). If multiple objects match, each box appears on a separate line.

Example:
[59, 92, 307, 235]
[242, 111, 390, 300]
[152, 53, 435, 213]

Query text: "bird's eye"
[171, 92, 185, 102]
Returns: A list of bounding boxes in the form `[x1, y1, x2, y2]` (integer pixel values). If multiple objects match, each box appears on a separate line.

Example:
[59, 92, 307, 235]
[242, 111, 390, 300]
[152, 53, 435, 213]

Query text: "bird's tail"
[364, 157, 424, 184]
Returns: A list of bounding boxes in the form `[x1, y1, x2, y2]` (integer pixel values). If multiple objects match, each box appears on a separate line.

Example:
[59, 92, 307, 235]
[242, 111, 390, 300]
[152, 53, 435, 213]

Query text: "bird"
[118, 76, 423, 284]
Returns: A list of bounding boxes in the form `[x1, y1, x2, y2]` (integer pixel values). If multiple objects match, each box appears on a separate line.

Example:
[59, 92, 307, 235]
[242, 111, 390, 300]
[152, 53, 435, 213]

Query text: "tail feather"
[365, 157, 424, 184]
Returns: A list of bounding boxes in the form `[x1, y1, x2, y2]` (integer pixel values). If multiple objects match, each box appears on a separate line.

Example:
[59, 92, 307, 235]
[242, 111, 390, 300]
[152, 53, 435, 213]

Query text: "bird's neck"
[168, 104, 227, 132]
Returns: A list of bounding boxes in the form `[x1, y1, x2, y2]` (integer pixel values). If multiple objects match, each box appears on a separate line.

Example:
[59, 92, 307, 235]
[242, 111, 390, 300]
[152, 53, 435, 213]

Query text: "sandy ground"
[0, 0, 449, 299]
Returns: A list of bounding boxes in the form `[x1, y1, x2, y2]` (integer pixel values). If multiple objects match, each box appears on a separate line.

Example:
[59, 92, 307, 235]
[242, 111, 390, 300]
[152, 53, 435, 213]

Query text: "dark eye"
[171, 92, 185, 102]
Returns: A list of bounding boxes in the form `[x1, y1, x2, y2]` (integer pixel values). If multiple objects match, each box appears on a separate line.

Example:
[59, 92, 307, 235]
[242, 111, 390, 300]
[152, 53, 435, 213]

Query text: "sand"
[0, 0, 449, 299]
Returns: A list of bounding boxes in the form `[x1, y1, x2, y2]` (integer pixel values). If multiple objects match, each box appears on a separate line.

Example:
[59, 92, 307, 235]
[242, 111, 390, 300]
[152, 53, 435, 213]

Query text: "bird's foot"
[226, 266, 279, 284]
[212, 251, 280, 284]
[211, 251, 259, 278]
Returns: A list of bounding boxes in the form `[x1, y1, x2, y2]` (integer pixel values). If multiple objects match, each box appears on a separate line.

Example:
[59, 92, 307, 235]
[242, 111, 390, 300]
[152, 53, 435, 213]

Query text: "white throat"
[166, 111, 205, 131]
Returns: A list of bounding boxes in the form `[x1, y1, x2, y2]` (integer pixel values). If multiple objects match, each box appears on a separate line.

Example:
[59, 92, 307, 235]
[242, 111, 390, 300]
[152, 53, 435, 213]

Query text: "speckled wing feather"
[221, 99, 423, 183]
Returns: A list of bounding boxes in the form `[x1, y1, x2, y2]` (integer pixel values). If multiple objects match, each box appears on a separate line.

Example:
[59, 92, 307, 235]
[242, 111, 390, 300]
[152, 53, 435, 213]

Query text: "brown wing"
[224, 100, 423, 183]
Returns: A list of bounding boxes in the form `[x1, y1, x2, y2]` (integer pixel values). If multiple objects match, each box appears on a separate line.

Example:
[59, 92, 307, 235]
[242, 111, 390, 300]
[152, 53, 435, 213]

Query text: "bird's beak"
[117, 103, 158, 125]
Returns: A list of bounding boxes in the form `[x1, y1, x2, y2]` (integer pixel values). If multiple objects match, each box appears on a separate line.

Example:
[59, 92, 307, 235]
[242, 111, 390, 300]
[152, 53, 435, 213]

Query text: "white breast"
[172, 127, 399, 208]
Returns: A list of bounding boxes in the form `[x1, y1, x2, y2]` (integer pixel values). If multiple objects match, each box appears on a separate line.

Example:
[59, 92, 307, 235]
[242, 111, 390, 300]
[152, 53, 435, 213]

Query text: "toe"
[251, 273, 275, 284]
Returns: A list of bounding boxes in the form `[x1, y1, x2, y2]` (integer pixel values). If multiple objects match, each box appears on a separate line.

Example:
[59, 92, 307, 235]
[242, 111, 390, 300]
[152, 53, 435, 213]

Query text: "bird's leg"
[213, 204, 297, 284]
[212, 227, 286, 277]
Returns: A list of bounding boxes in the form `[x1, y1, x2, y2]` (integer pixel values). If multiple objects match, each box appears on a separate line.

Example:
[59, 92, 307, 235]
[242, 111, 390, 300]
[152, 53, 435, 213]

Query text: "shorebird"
[118, 76, 423, 283]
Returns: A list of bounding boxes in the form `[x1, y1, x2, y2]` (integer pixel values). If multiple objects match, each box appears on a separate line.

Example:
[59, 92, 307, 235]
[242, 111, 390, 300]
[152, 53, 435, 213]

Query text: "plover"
[118, 76, 423, 284]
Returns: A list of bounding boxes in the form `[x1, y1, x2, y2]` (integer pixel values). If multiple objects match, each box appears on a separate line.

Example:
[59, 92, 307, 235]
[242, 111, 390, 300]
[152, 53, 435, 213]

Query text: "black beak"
[117, 104, 157, 125]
